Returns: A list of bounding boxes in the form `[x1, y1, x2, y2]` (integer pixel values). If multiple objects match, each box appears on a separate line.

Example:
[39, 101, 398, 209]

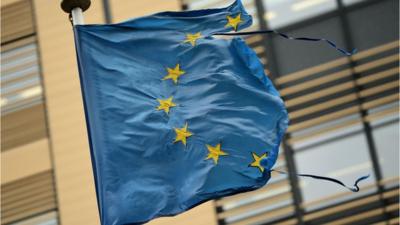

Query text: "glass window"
[372, 119, 399, 180]
[1, 39, 47, 151]
[263, 0, 338, 29]
[269, 16, 345, 75]
[295, 131, 376, 210]
[347, 0, 399, 51]
[291, 115, 363, 150]
[1, 42, 43, 114]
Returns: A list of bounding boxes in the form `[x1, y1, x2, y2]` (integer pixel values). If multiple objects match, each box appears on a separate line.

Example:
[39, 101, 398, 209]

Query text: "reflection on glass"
[372, 119, 399, 180]
[1, 43, 43, 114]
[263, 0, 338, 28]
[294, 130, 376, 210]
[343, 0, 366, 6]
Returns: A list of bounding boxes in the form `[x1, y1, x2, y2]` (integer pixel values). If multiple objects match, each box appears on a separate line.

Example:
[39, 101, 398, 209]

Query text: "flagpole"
[60, 0, 105, 223]
[60, 0, 91, 25]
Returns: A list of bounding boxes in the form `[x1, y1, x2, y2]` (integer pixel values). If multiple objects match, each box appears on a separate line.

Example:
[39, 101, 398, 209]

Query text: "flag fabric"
[74, 1, 288, 224]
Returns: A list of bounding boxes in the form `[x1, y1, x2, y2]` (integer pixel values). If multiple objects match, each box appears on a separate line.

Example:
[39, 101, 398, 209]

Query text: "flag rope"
[214, 30, 357, 56]
[271, 169, 370, 192]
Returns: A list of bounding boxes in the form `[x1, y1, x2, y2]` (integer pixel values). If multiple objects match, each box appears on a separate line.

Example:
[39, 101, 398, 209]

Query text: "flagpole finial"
[61, 0, 91, 13]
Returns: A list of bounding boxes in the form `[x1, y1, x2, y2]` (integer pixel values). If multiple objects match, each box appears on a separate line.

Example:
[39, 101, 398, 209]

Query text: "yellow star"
[183, 32, 202, 46]
[206, 143, 228, 164]
[174, 123, 193, 146]
[225, 14, 242, 31]
[163, 64, 185, 84]
[249, 152, 268, 173]
[156, 96, 176, 114]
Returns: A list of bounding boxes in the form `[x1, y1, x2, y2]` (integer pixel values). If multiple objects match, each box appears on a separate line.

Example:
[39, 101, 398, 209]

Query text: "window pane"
[1, 42, 43, 114]
[372, 120, 400, 180]
[295, 131, 376, 210]
[269, 17, 345, 75]
[347, 0, 399, 51]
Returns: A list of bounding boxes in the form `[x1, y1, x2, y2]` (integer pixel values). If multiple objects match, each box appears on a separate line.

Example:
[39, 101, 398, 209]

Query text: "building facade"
[1, 0, 399, 225]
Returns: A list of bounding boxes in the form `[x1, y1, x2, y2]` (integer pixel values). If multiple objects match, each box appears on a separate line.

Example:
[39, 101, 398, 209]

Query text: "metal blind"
[278, 41, 399, 146]
[1, 0, 35, 44]
[1, 171, 57, 225]
[1, 38, 47, 151]
[1, 0, 47, 151]
[1, 38, 43, 115]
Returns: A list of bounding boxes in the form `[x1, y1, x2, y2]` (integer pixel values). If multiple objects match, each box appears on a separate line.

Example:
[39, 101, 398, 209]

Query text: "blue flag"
[74, 1, 288, 224]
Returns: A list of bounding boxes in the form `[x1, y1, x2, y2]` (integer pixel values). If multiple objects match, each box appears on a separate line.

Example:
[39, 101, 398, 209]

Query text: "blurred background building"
[1, 0, 399, 224]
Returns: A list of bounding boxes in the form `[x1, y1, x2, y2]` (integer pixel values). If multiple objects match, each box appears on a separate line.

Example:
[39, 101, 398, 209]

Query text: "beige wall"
[109, 0, 181, 23]
[33, 1, 104, 224]
[1, 139, 51, 184]
[33, 1, 217, 224]
[1, 0, 20, 6]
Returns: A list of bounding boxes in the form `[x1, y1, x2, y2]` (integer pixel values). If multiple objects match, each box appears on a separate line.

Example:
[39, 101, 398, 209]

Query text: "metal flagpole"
[59, 1, 105, 223]
[60, 0, 91, 25]
[71, 8, 85, 25]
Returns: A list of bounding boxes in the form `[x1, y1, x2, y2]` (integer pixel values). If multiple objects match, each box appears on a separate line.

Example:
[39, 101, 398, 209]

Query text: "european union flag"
[74, 1, 288, 224]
